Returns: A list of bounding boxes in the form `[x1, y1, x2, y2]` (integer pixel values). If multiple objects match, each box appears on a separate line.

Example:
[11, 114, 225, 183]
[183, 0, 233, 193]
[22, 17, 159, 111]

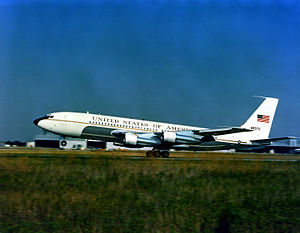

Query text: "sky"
[0, 0, 299, 141]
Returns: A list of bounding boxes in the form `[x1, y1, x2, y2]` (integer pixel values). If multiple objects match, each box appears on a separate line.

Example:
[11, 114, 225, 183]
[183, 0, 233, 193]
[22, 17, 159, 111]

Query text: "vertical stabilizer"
[241, 97, 279, 140]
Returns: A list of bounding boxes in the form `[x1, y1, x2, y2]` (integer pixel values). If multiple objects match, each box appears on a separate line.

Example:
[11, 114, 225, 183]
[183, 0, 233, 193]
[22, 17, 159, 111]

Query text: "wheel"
[146, 151, 152, 157]
[154, 151, 160, 157]
[146, 151, 156, 157]
[160, 151, 169, 158]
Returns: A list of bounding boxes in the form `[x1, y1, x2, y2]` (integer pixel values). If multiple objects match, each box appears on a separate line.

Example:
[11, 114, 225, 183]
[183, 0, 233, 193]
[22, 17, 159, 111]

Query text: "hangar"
[34, 134, 106, 150]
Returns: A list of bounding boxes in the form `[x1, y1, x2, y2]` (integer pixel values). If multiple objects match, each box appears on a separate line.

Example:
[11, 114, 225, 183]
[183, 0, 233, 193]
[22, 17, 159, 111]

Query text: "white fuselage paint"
[39, 112, 203, 136]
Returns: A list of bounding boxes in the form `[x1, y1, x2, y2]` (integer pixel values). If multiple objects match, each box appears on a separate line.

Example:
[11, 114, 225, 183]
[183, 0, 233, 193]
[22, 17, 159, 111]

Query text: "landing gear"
[146, 150, 169, 158]
[160, 151, 169, 158]
[146, 151, 155, 157]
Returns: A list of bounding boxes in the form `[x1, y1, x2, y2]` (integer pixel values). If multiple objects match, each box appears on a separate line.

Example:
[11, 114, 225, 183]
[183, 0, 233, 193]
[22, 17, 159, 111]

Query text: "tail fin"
[241, 97, 279, 140]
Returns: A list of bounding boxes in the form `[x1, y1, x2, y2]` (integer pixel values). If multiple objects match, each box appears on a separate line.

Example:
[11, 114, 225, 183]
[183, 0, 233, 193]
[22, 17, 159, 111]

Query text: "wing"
[111, 127, 253, 148]
[191, 127, 252, 137]
[112, 127, 251, 138]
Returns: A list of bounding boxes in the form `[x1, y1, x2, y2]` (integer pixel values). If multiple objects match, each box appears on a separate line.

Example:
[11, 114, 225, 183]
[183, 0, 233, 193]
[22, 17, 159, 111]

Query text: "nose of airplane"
[33, 116, 49, 126]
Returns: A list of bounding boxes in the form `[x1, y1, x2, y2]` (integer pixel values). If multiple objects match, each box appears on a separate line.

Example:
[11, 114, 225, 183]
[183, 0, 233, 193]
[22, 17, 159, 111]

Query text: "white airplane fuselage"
[35, 112, 205, 141]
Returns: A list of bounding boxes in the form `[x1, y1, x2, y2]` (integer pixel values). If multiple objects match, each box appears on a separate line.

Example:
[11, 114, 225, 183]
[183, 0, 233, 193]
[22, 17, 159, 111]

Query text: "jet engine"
[162, 132, 176, 143]
[121, 133, 159, 147]
[124, 133, 138, 145]
[162, 132, 201, 144]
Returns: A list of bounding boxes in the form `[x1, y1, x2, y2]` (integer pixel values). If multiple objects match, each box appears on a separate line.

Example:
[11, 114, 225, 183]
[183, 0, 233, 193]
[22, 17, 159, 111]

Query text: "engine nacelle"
[162, 132, 201, 144]
[162, 132, 177, 143]
[124, 133, 138, 145]
[122, 133, 159, 147]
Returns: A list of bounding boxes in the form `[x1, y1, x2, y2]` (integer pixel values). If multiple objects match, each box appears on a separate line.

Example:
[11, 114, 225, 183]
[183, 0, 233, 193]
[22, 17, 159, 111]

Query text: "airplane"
[33, 97, 293, 157]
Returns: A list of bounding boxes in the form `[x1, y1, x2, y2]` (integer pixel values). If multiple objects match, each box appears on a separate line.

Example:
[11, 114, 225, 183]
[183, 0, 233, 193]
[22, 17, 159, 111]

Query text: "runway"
[0, 148, 299, 162]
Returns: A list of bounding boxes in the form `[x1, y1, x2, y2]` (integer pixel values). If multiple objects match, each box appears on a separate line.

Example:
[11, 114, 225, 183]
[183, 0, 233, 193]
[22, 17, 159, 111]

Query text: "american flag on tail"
[257, 114, 270, 123]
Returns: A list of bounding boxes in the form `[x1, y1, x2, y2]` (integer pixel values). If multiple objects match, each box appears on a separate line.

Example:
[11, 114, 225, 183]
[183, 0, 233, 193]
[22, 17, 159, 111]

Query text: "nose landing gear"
[146, 150, 169, 158]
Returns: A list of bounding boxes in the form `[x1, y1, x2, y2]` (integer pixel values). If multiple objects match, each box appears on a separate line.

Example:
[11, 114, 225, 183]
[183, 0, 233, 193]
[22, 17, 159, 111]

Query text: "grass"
[0, 153, 299, 232]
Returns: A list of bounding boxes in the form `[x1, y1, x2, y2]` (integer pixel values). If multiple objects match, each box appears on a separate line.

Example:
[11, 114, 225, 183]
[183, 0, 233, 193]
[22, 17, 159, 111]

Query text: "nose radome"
[33, 118, 40, 126]
[33, 116, 49, 126]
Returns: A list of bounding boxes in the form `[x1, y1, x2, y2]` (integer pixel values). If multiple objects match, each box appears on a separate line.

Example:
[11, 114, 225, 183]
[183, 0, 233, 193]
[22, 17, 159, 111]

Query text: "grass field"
[0, 150, 299, 232]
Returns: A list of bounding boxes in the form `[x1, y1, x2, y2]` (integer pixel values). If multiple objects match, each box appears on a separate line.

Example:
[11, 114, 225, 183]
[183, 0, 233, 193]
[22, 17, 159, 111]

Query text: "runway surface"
[0, 148, 299, 162]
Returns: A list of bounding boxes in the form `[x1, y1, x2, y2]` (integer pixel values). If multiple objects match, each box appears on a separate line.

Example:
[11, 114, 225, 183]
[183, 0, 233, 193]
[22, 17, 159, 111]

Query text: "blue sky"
[0, 0, 299, 141]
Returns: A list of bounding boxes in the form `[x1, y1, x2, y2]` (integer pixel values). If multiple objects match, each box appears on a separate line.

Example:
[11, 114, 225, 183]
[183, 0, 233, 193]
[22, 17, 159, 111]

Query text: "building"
[35, 134, 60, 148]
[34, 133, 105, 149]
[0, 141, 8, 147]
[236, 139, 300, 154]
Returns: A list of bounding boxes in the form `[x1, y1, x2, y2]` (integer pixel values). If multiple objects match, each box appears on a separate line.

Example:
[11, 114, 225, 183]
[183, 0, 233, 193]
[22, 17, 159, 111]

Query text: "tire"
[146, 151, 156, 157]
[154, 151, 160, 157]
[160, 151, 169, 158]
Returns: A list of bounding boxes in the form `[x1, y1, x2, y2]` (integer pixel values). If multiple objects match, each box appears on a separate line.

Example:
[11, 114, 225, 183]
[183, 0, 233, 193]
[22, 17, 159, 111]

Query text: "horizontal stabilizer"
[251, 136, 297, 144]
[192, 127, 252, 137]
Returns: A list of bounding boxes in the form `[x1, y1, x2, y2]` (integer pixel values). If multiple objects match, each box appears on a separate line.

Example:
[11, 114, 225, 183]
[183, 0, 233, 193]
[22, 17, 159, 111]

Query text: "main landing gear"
[146, 150, 169, 158]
